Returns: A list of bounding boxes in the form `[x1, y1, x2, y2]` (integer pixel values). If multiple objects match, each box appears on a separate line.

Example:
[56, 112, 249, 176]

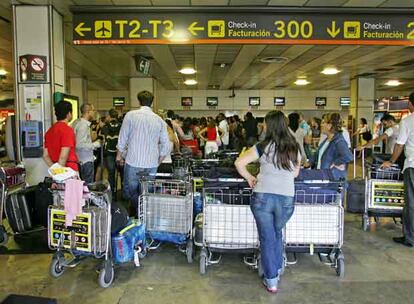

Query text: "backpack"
[104, 121, 121, 154]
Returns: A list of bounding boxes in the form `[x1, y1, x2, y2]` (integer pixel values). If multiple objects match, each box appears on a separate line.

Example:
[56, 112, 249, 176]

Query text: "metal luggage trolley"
[48, 181, 114, 288]
[0, 163, 27, 246]
[138, 179, 194, 263]
[362, 160, 404, 231]
[284, 180, 345, 278]
[198, 179, 259, 275]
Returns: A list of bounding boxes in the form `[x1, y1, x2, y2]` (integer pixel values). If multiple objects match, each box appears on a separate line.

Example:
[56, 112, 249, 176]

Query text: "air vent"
[374, 68, 394, 72]
[356, 72, 377, 77]
[274, 85, 287, 89]
[259, 56, 289, 63]
[208, 84, 220, 89]
[393, 59, 414, 67]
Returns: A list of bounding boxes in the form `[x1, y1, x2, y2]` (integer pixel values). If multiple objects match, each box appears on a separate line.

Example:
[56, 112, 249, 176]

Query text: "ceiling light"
[0, 69, 7, 76]
[294, 79, 310, 86]
[184, 79, 197, 85]
[385, 80, 402, 86]
[321, 67, 340, 75]
[220, 63, 226, 68]
[179, 68, 196, 75]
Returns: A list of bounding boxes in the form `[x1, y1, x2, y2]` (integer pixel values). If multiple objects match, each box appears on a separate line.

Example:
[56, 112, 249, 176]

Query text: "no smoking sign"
[19, 54, 47, 82]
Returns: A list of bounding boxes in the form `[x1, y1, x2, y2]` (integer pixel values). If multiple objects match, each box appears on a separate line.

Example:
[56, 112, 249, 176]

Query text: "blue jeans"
[251, 192, 294, 287]
[80, 161, 94, 184]
[123, 164, 157, 208]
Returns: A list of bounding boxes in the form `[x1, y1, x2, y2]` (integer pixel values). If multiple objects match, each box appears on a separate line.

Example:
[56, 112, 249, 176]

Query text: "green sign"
[136, 56, 150, 75]
[72, 8, 414, 45]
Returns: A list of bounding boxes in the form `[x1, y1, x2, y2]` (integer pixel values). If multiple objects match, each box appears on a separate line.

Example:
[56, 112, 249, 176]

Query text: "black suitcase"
[5, 186, 37, 233]
[33, 181, 54, 227]
[346, 179, 365, 213]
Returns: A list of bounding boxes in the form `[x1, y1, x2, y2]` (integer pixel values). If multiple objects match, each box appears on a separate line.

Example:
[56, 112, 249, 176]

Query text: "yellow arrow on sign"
[188, 22, 205, 36]
[75, 22, 92, 37]
[327, 21, 340, 38]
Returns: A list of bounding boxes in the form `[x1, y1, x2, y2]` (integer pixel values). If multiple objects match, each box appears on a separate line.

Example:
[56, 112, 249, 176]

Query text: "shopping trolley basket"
[363, 162, 404, 231]
[138, 179, 194, 263]
[48, 181, 115, 288]
[284, 180, 345, 278]
[198, 179, 259, 275]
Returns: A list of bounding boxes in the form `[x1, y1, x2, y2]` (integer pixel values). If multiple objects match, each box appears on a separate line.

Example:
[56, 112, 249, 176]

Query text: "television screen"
[340, 97, 350, 107]
[206, 97, 218, 106]
[113, 97, 125, 107]
[274, 97, 285, 106]
[181, 97, 193, 107]
[315, 97, 327, 106]
[249, 97, 260, 106]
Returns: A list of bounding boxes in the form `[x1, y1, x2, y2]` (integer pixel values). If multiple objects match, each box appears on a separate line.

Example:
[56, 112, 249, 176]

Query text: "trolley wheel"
[0, 225, 8, 246]
[186, 239, 194, 264]
[98, 261, 114, 288]
[336, 258, 345, 278]
[199, 248, 207, 275]
[257, 256, 263, 278]
[49, 257, 65, 278]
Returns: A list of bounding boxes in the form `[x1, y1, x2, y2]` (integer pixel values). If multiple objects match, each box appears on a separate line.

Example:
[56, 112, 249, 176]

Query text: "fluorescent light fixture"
[294, 79, 310, 86]
[184, 79, 197, 85]
[385, 80, 402, 86]
[321, 67, 340, 75]
[220, 63, 226, 68]
[0, 69, 7, 76]
[179, 68, 196, 75]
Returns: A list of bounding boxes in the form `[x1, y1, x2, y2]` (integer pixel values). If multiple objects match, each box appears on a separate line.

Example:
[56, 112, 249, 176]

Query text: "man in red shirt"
[43, 100, 79, 171]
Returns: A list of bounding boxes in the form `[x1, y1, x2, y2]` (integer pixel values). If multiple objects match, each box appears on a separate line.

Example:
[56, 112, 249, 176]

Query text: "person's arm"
[158, 122, 171, 163]
[331, 138, 353, 170]
[43, 148, 53, 167]
[198, 127, 207, 142]
[235, 146, 260, 188]
[217, 127, 224, 138]
[293, 152, 301, 178]
[360, 133, 387, 150]
[58, 147, 70, 167]
[382, 120, 407, 169]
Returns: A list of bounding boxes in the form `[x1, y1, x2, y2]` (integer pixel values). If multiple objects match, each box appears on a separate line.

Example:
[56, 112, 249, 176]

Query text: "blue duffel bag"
[112, 220, 146, 264]
[294, 182, 339, 204]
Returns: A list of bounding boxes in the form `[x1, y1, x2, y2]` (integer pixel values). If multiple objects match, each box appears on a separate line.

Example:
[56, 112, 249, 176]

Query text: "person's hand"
[303, 160, 311, 168]
[356, 145, 365, 151]
[381, 161, 393, 169]
[330, 164, 345, 171]
[93, 140, 101, 149]
[116, 157, 125, 166]
[246, 176, 257, 189]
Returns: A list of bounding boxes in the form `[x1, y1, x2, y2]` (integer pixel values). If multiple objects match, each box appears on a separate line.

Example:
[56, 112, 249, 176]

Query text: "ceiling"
[1, 0, 414, 93]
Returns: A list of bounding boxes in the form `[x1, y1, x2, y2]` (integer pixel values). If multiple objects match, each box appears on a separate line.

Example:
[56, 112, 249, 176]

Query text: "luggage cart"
[138, 179, 194, 263]
[362, 162, 404, 231]
[198, 179, 259, 275]
[48, 181, 115, 288]
[284, 180, 345, 278]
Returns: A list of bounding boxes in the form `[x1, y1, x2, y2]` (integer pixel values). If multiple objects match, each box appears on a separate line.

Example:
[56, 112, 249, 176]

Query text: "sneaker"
[262, 279, 278, 293]
[393, 236, 413, 247]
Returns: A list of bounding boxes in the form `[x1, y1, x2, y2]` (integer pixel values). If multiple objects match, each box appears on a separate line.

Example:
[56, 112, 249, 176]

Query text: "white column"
[70, 77, 88, 105]
[129, 77, 156, 109]
[13, 5, 65, 185]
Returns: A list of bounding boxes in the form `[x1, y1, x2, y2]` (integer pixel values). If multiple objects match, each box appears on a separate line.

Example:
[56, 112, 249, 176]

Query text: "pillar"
[13, 5, 65, 185]
[129, 77, 156, 109]
[69, 77, 88, 106]
[350, 77, 375, 145]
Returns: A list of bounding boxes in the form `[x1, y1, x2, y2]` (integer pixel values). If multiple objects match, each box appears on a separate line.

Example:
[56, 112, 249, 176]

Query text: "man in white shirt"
[72, 103, 99, 183]
[218, 113, 229, 149]
[382, 93, 414, 247]
[116, 91, 170, 214]
[360, 114, 399, 154]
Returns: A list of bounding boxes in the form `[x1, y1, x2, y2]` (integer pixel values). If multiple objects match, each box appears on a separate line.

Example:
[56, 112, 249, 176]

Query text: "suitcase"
[5, 186, 36, 233]
[0, 165, 25, 187]
[33, 181, 54, 227]
[347, 149, 366, 214]
[346, 179, 365, 213]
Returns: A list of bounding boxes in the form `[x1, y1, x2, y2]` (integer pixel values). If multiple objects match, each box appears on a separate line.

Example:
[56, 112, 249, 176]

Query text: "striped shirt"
[117, 106, 170, 168]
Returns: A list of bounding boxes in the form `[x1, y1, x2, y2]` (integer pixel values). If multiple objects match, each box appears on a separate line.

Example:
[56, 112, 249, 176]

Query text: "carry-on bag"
[346, 149, 365, 214]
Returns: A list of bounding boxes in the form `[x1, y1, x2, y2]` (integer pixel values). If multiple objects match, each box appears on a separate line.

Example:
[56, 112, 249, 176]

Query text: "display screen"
[113, 97, 125, 107]
[206, 97, 218, 106]
[274, 97, 285, 106]
[340, 97, 350, 107]
[315, 97, 327, 106]
[181, 97, 193, 106]
[249, 97, 260, 106]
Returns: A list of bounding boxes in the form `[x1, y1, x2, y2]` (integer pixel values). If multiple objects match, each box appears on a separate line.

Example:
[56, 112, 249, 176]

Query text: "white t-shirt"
[219, 120, 229, 145]
[384, 124, 400, 154]
[396, 114, 414, 171]
[342, 127, 351, 149]
[317, 140, 330, 169]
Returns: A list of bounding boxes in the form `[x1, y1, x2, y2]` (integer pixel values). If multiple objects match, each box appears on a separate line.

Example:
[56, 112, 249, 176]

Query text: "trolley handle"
[353, 148, 365, 179]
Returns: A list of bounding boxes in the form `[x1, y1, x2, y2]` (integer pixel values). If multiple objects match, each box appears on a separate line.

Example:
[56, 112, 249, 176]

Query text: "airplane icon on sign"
[94, 21, 112, 38]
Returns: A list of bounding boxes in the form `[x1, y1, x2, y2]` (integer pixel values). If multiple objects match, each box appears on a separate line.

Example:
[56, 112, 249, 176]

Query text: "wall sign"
[19, 55, 47, 82]
[72, 8, 414, 45]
